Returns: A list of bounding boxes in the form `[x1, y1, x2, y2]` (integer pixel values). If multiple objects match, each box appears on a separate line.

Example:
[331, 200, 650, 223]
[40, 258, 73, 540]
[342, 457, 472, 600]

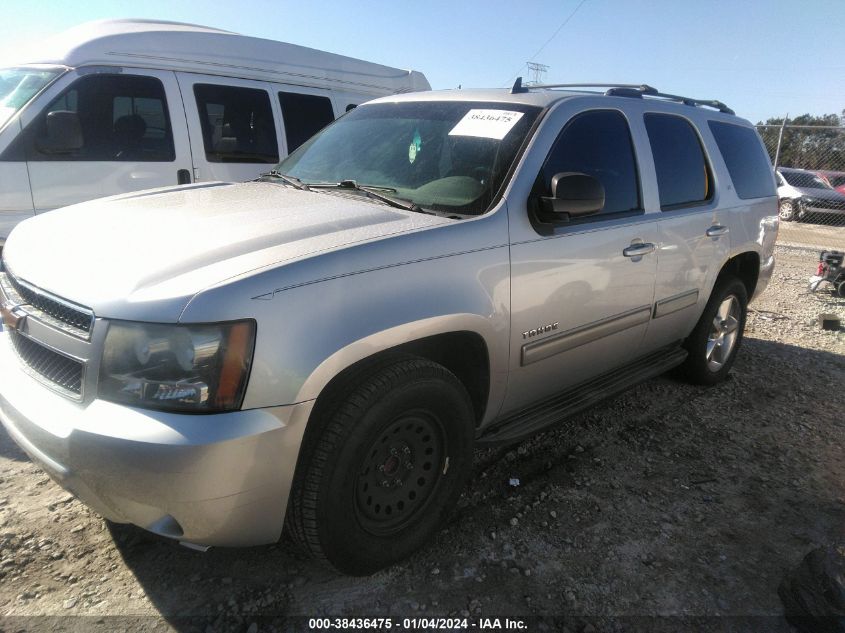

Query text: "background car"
[776, 166, 845, 221]
[815, 169, 845, 195]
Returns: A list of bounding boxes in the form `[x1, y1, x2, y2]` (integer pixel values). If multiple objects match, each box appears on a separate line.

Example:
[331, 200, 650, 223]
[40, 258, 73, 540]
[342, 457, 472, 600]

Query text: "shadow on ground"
[89, 337, 845, 631]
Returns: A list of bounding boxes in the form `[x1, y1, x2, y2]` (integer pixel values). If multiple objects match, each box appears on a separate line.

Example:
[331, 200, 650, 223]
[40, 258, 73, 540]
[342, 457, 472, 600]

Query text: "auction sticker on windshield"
[448, 109, 524, 140]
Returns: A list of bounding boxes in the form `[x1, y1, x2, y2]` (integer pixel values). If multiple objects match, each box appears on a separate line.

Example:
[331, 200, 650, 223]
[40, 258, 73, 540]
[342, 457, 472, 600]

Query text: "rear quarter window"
[708, 121, 776, 199]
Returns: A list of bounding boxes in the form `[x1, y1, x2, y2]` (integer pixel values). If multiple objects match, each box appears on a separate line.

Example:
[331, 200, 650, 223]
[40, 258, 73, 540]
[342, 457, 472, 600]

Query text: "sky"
[0, 0, 842, 125]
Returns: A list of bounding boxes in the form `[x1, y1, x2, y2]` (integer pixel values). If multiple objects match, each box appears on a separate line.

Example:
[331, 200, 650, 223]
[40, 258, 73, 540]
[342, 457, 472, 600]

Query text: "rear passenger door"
[23, 68, 192, 212]
[177, 74, 281, 183]
[639, 112, 730, 353]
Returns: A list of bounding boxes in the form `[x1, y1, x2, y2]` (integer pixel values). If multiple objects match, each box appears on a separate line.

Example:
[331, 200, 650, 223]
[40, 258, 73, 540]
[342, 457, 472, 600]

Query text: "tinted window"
[278, 91, 335, 152]
[645, 113, 711, 209]
[540, 110, 640, 215]
[194, 84, 278, 163]
[26, 74, 174, 162]
[708, 121, 774, 199]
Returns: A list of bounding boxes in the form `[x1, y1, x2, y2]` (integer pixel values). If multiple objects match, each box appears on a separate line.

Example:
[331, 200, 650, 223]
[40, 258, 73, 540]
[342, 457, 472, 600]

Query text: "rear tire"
[285, 357, 475, 575]
[680, 277, 748, 386]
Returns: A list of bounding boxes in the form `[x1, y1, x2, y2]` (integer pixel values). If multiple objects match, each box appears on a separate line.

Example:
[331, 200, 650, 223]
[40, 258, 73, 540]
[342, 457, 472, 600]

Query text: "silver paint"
[0, 88, 778, 547]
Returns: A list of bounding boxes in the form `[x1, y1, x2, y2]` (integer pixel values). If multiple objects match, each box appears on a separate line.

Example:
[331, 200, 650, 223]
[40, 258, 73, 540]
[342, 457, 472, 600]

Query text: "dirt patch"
[1, 245, 844, 632]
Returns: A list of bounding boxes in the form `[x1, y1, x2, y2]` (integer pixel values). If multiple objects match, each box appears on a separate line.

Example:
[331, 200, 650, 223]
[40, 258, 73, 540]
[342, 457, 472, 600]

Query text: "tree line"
[756, 111, 845, 172]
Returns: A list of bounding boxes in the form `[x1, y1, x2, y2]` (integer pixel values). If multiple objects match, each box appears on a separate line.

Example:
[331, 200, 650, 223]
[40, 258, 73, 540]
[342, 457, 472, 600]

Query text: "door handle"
[623, 242, 656, 258]
[177, 169, 192, 185]
[706, 225, 729, 238]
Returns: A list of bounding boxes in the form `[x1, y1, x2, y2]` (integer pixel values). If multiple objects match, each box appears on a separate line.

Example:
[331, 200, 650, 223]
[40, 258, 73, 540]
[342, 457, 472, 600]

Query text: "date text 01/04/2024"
[307, 617, 528, 630]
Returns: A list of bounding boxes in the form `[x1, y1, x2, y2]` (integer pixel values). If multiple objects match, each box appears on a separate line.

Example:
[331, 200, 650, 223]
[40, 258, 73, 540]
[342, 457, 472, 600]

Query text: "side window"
[644, 113, 712, 209]
[193, 84, 279, 163]
[540, 110, 641, 216]
[27, 74, 175, 162]
[708, 121, 775, 200]
[278, 91, 335, 153]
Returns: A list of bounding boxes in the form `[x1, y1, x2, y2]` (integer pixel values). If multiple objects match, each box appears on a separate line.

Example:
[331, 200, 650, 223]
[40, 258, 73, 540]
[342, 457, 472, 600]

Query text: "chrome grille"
[0, 271, 94, 339]
[8, 330, 84, 398]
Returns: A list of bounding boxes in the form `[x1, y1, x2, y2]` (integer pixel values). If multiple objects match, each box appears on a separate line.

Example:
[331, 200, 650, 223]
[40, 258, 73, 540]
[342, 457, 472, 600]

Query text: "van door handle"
[177, 169, 192, 185]
[706, 225, 729, 238]
[623, 242, 655, 258]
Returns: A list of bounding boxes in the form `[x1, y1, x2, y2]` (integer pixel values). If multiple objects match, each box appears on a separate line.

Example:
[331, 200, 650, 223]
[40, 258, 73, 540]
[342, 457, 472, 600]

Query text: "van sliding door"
[23, 68, 193, 213]
[176, 73, 283, 183]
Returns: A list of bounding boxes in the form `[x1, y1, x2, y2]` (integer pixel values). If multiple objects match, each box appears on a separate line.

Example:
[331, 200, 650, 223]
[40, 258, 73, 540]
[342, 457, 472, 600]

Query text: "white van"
[0, 19, 430, 243]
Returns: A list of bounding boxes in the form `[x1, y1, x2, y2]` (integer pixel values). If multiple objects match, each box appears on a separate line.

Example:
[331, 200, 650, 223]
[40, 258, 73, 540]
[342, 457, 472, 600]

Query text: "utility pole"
[773, 113, 788, 168]
[525, 62, 549, 85]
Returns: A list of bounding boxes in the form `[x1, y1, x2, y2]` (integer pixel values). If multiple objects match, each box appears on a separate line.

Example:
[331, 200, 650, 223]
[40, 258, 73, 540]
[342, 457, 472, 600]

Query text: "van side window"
[644, 113, 712, 209]
[539, 110, 641, 216]
[193, 85, 279, 163]
[278, 91, 335, 153]
[27, 74, 175, 162]
[708, 121, 775, 200]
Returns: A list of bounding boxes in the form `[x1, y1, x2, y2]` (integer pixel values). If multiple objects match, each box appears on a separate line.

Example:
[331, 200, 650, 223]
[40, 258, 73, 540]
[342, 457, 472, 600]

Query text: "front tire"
[680, 277, 748, 386]
[286, 357, 475, 575]
[779, 199, 796, 222]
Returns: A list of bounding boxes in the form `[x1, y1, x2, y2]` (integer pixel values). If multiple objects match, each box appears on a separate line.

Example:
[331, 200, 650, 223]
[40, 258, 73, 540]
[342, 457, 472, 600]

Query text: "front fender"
[243, 244, 510, 413]
[295, 312, 506, 418]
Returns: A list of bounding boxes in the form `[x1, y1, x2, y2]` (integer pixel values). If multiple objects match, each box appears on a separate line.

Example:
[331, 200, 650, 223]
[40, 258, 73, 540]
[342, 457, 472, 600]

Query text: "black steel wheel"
[355, 411, 446, 535]
[285, 356, 474, 575]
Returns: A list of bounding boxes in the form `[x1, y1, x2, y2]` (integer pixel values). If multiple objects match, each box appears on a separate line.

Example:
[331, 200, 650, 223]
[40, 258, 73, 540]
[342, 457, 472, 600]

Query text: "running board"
[479, 345, 688, 445]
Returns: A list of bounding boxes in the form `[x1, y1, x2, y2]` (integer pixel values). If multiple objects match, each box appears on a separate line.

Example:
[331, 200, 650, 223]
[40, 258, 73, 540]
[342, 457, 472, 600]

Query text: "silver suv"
[0, 82, 778, 574]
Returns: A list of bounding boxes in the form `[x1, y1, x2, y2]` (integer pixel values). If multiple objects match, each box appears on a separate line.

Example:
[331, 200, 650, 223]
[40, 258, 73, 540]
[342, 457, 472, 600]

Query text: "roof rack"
[509, 78, 734, 115]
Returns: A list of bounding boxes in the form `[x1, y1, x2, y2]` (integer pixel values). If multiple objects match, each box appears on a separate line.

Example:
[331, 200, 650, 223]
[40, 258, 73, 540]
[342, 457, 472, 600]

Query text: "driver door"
[503, 107, 659, 414]
[24, 68, 192, 212]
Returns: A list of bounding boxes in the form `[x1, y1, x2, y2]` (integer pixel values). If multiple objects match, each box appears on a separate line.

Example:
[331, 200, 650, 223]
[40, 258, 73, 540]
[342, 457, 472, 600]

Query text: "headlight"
[99, 320, 256, 413]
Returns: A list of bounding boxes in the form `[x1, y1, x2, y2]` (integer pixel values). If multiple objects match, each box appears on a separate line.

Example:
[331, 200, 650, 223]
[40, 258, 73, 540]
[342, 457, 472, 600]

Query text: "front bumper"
[0, 331, 314, 547]
[801, 202, 845, 215]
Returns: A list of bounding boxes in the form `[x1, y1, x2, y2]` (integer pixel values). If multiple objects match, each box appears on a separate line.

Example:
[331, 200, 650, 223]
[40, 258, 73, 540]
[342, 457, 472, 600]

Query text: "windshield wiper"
[310, 180, 429, 214]
[259, 170, 311, 191]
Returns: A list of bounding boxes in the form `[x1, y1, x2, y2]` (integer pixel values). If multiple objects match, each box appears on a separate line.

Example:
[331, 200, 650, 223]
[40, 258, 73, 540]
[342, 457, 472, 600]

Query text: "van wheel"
[286, 357, 474, 575]
[680, 277, 748, 386]
[779, 199, 796, 222]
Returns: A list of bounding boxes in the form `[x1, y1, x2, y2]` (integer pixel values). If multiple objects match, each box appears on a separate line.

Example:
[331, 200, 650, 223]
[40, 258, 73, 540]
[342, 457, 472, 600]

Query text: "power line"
[502, 0, 589, 87]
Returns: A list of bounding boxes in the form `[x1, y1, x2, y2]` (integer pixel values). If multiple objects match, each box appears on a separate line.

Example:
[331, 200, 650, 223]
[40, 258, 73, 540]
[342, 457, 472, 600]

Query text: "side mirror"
[36, 111, 83, 154]
[539, 172, 605, 223]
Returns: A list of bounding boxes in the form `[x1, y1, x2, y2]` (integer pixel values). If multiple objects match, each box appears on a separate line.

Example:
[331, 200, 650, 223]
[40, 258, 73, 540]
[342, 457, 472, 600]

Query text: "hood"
[783, 185, 845, 202]
[2, 181, 449, 321]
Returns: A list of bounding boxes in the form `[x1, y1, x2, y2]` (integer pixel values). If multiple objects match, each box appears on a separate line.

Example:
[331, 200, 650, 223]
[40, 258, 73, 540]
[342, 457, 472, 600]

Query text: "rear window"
[708, 121, 775, 199]
[645, 113, 712, 209]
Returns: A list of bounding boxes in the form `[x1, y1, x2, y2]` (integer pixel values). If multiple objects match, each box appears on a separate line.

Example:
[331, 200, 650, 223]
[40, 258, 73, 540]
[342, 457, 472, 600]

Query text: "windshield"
[0, 67, 63, 130]
[780, 170, 832, 190]
[276, 101, 542, 215]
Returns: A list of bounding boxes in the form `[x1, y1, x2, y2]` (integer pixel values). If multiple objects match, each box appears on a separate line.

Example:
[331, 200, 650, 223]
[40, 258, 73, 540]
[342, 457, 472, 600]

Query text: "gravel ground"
[1, 241, 844, 633]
